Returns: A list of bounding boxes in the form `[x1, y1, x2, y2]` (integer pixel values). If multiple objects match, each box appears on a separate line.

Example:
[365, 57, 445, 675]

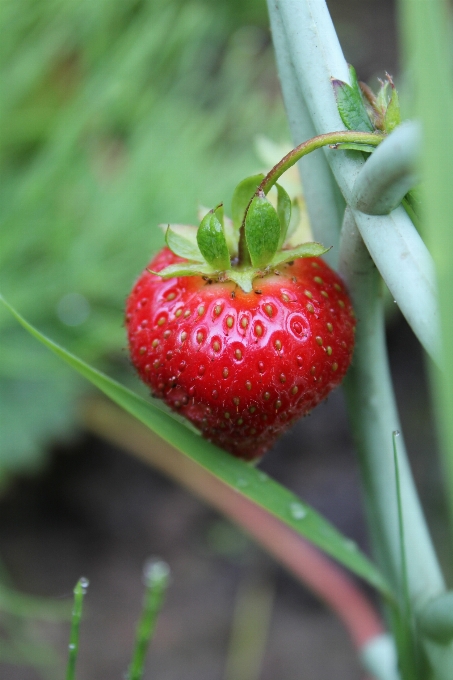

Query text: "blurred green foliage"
[0, 0, 287, 476]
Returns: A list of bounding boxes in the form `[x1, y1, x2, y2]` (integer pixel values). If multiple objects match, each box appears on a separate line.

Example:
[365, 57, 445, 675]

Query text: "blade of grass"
[0, 294, 392, 598]
[127, 559, 170, 680]
[66, 577, 89, 680]
[392, 430, 420, 680]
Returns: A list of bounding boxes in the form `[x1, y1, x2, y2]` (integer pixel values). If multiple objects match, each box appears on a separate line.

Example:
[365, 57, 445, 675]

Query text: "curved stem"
[237, 131, 385, 264]
[259, 131, 384, 195]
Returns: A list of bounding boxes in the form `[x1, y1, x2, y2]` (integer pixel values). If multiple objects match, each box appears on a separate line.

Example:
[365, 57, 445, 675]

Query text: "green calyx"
[150, 178, 329, 293]
[149, 126, 388, 292]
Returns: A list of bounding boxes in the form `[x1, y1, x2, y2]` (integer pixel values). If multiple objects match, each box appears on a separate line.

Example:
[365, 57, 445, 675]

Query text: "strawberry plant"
[2, 0, 453, 678]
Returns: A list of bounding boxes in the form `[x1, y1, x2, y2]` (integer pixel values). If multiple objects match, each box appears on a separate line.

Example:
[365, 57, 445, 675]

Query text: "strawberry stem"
[237, 130, 385, 266]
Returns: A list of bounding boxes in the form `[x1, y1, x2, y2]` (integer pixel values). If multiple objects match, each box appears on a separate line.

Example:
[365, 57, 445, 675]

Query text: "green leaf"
[245, 192, 281, 268]
[285, 197, 302, 243]
[331, 142, 377, 153]
[271, 242, 330, 267]
[165, 226, 204, 262]
[1, 296, 393, 598]
[231, 173, 265, 234]
[148, 263, 215, 279]
[276, 182, 292, 248]
[332, 78, 374, 132]
[197, 207, 231, 270]
[384, 87, 401, 133]
[376, 81, 390, 116]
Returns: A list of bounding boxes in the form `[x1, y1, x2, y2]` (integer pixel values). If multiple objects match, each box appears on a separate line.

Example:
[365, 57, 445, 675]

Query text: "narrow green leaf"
[148, 263, 215, 279]
[1, 296, 393, 598]
[128, 560, 170, 680]
[332, 78, 374, 132]
[271, 242, 330, 267]
[245, 192, 281, 268]
[331, 142, 377, 154]
[392, 431, 420, 680]
[197, 207, 231, 270]
[276, 182, 292, 248]
[165, 226, 204, 262]
[384, 88, 401, 133]
[231, 173, 265, 234]
[66, 577, 89, 680]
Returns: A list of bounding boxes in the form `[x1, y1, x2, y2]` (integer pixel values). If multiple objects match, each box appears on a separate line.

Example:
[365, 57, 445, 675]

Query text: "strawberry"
[126, 174, 355, 460]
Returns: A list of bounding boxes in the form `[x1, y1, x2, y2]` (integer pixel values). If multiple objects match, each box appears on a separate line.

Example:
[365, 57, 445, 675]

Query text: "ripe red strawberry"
[126, 174, 355, 460]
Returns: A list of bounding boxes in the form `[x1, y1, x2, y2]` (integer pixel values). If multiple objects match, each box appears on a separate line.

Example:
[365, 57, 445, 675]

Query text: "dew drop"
[79, 576, 90, 590]
[198, 365, 206, 376]
[289, 502, 307, 520]
[393, 429, 400, 437]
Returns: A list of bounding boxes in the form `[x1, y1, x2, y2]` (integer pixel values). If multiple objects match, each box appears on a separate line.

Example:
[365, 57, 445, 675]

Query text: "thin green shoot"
[66, 577, 89, 680]
[392, 431, 419, 680]
[127, 559, 170, 680]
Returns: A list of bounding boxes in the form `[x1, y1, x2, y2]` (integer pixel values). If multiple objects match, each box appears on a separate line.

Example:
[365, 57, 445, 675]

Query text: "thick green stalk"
[340, 209, 453, 679]
[267, 0, 345, 266]
[350, 122, 421, 215]
[268, 0, 439, 366]
[339, 208, 443, 600]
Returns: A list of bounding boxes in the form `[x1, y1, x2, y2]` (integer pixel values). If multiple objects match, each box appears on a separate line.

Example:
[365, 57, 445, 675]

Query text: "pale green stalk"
[267, 0, 345, 265]
[350, 122, 421, 215]
[267, 0, 438, 363]
[339, 209, 443, 600]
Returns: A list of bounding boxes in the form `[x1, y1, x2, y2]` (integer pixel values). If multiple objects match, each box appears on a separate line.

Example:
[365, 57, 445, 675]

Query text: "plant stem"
[127, 559, 170, 680]
[66, 577, 89, 680]
[237, 131, 384, 264]
[339, 208, 444, 601]
[350, 122, 421, 215]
